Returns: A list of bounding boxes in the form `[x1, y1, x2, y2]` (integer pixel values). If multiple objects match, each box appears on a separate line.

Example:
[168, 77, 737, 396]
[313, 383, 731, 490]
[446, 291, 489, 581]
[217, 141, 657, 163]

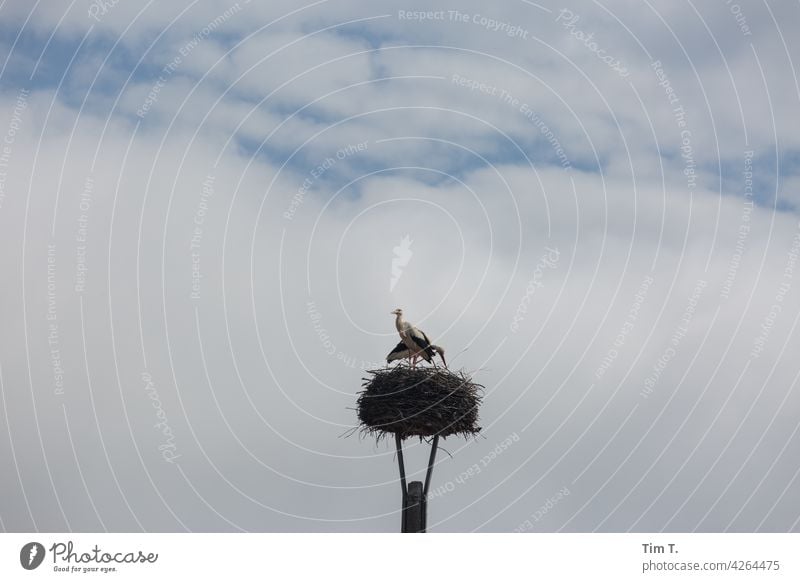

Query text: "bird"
[390, 308, 438, 367]
[386, 340, 447, 368]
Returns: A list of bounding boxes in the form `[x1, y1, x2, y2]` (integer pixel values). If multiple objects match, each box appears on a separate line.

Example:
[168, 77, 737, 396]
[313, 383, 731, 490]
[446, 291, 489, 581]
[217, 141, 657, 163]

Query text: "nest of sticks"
[357, 365, 483, 440]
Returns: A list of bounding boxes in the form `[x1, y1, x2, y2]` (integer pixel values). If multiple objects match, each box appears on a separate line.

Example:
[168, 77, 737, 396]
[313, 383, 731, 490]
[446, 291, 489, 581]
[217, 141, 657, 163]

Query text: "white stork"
[390, 308, 441, 367]
[387, 341, 447, 368]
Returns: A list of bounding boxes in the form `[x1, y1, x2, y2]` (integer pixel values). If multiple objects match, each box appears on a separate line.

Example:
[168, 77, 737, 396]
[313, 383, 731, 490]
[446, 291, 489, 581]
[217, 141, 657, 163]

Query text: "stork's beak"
[440, 353, 448, 368]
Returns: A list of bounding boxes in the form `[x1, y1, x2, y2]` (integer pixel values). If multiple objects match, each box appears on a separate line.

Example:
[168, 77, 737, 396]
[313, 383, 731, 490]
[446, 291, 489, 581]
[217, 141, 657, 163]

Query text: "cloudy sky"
[1, 0, 799, 533]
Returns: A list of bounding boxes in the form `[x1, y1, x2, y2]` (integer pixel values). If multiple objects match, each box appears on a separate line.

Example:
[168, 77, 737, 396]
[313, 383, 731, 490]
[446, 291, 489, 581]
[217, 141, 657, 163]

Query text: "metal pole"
[423, 435, 439, 497]
[395, 434, 407, 498]
[395, 434, 408, 532]
[405, 482, 424, 532]
[421, 435, 439, 532]
[396, 434, 440, 533]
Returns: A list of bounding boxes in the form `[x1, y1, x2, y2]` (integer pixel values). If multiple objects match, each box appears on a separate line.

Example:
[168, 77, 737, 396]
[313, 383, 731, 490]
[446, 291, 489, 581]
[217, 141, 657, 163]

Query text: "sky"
[0, 0, 799, 533]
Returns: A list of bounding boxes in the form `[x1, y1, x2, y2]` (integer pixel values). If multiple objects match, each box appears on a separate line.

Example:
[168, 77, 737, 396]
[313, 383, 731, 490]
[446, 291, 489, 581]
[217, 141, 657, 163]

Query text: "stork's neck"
[395, 313, 408, 332]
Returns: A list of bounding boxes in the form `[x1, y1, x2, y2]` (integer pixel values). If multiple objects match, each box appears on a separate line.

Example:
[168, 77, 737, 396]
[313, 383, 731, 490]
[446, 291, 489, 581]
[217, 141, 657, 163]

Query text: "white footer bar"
[1, 533, 796, 581]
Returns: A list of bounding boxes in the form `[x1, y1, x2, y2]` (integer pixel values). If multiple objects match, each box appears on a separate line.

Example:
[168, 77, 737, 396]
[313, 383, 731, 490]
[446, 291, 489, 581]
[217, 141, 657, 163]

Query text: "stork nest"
[357, 365, 483, 440]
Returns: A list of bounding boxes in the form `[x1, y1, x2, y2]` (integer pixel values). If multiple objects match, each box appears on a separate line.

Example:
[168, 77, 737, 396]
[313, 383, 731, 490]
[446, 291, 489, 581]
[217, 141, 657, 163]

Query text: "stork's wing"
[409, 328, 435, 362]
[386, 341, 409, 361]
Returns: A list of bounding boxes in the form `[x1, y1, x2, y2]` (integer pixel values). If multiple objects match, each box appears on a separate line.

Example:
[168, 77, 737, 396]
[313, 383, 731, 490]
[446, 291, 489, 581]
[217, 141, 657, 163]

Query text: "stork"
[390, 308, 438, 367]
[387, 341, 447, 368]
